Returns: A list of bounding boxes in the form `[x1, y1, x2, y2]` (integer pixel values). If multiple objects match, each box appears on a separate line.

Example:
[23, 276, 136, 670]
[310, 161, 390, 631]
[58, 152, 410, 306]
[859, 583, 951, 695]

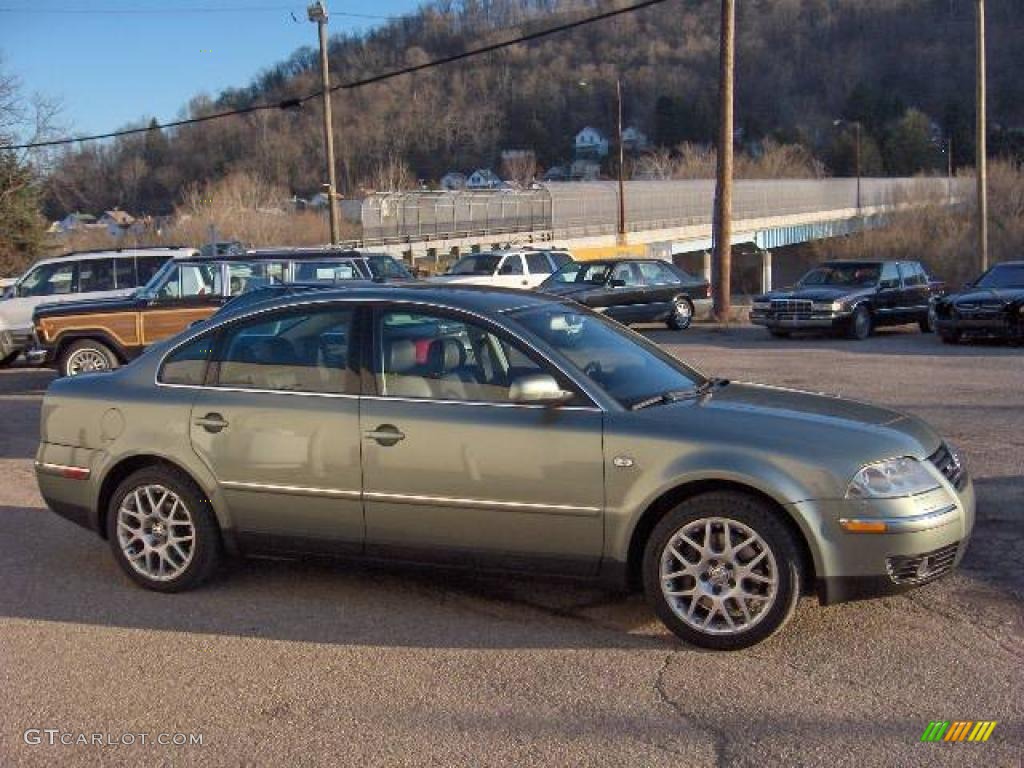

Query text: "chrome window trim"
[363, 490, 600, 517]
[155, 295, 612, 410]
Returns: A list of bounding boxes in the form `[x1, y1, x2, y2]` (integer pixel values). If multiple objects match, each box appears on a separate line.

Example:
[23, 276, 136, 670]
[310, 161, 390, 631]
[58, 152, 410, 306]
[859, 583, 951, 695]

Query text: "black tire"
[0, 351, 18, 368]
[919, 305, 936, 333]
[768, 329, 790, 338]
[848, 304, 872, 340]
[106, 465, 222, 592]
[59, 339, 119, 377]
[940, 330, 961, 345]
[642, 491, 802, 651]
[666, 297, 695, 331]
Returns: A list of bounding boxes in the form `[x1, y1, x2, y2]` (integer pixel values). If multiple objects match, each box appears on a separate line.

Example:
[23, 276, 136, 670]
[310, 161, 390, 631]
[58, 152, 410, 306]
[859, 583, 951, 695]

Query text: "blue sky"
[0, 0, 423, 137]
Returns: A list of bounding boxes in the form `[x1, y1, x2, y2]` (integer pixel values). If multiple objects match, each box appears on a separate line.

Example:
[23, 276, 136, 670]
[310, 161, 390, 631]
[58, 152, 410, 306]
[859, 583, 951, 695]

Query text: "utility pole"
[712, 0, 735, 322]
[854, 121, 862, 212]
[616, 78, 626, 245]
[975, 0, 988, 272]
[309, 1, 341, 244]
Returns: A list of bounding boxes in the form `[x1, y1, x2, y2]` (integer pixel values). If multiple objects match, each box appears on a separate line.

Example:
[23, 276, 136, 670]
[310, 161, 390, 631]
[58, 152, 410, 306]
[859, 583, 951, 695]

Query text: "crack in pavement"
[652, 650, 728, 767]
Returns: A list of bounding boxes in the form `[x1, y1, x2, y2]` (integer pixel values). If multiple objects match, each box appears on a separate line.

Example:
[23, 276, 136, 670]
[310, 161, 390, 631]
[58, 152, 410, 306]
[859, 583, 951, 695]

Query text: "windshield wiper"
[630, 378, 729, 411]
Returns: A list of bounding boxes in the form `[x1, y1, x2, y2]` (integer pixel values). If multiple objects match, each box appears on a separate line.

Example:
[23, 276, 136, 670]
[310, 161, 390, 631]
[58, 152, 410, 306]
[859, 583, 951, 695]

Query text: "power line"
[3, 0, 674, 150]
[0, 5, 392, 16]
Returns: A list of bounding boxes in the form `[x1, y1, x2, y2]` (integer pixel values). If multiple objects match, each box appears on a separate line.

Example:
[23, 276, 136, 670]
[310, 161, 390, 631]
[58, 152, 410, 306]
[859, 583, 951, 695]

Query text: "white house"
[465, 169, 504, 190]
[98, 209, 136, 238]
[574, 127, 609, 158]
[439, 172, 467, 191]
[622, 126, 649, 152]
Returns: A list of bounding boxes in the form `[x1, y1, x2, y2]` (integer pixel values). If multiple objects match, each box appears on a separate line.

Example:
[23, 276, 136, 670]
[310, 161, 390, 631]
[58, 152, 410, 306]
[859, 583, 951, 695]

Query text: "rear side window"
[79, 258, 116, 292]
[215, 308, 355, 394]
[160, 335, 215, 386]
[525, 252, 553, 275]
[549, 252, 573, 268]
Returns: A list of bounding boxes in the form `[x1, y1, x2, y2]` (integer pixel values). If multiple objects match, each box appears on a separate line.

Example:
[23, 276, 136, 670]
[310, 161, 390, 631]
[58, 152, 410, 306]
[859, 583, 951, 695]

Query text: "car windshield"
[510, 305, 706, 408]
[974, 264, 1024, 289]
[366, 255, 413, 280]
[542, 262, 612, 286]
[800, 264, 880, 287]
[448, 254, 500, 275]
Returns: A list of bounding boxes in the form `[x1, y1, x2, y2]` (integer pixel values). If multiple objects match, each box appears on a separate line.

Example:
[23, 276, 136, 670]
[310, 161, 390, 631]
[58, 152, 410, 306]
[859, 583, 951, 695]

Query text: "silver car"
[35, 285, 974, 650]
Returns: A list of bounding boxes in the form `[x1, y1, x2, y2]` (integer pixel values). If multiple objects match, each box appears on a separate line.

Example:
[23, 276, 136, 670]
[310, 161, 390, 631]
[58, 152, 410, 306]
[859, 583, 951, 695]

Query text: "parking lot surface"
[1, 325, 1021, 766]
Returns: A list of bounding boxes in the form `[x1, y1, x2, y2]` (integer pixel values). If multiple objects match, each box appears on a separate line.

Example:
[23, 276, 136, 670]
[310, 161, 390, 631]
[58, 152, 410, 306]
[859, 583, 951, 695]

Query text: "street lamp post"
[976, 0, 988, 272]
[308, 1, 341, 244]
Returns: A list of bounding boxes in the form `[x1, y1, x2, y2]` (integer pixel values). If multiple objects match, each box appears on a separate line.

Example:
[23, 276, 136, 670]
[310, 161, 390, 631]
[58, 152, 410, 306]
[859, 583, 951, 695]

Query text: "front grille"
[886, 542, 960, 584]
[929, 443, 967, 491]
[771, 299, 814, 314]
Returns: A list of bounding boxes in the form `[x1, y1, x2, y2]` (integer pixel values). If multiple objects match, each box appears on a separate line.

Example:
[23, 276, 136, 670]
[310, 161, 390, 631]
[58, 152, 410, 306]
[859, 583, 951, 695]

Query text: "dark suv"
[750, 260, 945, 340]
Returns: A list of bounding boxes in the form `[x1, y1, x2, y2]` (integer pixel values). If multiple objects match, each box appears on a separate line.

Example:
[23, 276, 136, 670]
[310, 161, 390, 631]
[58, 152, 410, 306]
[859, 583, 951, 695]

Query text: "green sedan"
[35, 284, 974, 650]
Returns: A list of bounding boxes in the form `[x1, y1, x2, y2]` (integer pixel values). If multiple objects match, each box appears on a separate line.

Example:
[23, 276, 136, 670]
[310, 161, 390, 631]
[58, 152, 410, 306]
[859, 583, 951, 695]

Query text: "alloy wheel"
[116, 484, 196, 582]
[659, 516, 778, 635]
[65, 347, 111, 376]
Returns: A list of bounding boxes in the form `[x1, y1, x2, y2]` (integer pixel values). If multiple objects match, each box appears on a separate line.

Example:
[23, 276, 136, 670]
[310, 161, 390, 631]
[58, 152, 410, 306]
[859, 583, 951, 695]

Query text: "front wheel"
[59, 339, 119, 377]
[666, 297, 695, 330]
[643, 491, 802, 650]
[848, 305, 872, 340]
[107, 466, 222, 592]
[920, 305, 937, 333]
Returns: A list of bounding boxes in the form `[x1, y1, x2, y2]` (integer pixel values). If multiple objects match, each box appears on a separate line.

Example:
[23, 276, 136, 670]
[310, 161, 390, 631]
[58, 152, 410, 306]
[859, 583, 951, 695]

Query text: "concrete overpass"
[355, 177, 969, 290]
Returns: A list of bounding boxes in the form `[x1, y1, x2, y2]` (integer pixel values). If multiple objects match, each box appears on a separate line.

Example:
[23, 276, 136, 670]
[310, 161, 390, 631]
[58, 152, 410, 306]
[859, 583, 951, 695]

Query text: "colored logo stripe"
[921, 720, 997, 742]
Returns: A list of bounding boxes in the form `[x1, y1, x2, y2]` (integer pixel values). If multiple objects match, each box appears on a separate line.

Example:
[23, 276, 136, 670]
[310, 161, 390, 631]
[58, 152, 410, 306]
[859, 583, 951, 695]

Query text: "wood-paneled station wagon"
[28, 248, 414, 377]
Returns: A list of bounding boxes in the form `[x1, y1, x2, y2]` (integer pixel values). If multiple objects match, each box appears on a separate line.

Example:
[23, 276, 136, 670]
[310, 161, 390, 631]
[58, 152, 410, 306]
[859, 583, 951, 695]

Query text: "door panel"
[361, 398, 604, 573]
[190, 390, 364, 553]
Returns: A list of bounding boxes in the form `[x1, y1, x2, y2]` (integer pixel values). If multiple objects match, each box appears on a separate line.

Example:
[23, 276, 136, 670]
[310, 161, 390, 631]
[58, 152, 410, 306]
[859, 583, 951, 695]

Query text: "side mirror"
[508, 374, 574, 406]
[609, 278, 626, 288]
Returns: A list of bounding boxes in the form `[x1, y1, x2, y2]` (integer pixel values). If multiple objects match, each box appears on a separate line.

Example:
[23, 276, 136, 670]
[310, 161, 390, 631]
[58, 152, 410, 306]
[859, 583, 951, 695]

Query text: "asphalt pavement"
[0, 324, 1021, 767]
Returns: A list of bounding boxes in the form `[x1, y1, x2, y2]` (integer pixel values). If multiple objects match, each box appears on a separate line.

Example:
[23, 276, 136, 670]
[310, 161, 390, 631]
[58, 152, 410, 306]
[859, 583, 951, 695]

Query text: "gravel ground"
[0, 324, 1021, 767]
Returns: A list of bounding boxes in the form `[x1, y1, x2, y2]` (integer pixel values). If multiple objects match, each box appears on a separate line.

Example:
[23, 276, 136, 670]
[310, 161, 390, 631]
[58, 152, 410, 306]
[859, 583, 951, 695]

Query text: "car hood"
[756, 286, 872, 302]
[626, 382, 941, 481]
[940, 286, 1024, 304]
[33, 294, 142, 320]
[427, 274, 494, 284]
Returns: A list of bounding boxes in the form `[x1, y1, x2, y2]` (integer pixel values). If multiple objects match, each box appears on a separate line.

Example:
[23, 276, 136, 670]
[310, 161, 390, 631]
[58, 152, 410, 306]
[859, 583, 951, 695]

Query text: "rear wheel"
[59, 339, 119, 377]
[848, 305, 872, 340]
[642, 491, 802, 650]
[919, 305, 937, 333]
[107, 466, 221, 592]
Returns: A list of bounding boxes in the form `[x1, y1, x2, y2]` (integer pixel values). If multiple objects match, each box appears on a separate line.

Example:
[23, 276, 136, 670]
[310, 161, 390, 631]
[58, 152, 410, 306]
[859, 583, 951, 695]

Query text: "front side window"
[293, 260, 364, 283]
[78, 258, 116, 293]
[156, 263, 222, 299]
[498, 255, 524, 275]
[226, 262, 286, 296]
[377, 309, 569, 403]
[160, 334, 215, 385]
[216, 308, 355, 394]
[448, 253, 500, 276]
[611, 263, 641, 287]
[542, 262, 612, 286]
[366, 255, 412, 280]
[525, 252, 553, 275]
[636, 261, 678, 285]
[510, 306, 704, 409]
[17, 261, 78, 297]
[879, 263, 901, 289]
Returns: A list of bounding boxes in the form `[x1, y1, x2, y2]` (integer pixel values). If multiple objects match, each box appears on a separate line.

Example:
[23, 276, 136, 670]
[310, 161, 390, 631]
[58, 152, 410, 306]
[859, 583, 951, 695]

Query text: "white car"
[429, 249, 574, 290]
[0, 247, 196, 366]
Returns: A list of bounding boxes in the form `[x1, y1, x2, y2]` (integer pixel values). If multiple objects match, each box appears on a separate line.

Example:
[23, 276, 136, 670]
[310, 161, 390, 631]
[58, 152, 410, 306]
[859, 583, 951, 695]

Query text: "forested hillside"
[42, 0, 1024, 218]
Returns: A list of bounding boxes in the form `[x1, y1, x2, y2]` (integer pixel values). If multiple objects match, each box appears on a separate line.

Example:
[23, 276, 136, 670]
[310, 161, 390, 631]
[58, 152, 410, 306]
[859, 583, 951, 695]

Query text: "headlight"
[812, 301, 842, 312]
[846, 457, 940, 499]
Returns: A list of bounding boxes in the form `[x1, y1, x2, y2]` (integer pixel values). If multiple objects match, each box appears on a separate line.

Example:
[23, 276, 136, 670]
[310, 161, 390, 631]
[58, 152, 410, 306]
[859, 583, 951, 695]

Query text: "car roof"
[170, 249, 393, 265]
[216, 282, 563, 317]
[33, 246, 198, 266]
[991, 260, 1024, 267]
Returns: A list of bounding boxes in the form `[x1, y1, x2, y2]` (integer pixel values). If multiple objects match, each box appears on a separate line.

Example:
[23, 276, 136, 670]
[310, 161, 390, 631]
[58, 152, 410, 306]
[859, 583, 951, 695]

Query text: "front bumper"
[934, 312, 1022, 338]
[793, 474, 975, 606]
[749, 308, 851, 329]
[0, 327, 34, 360]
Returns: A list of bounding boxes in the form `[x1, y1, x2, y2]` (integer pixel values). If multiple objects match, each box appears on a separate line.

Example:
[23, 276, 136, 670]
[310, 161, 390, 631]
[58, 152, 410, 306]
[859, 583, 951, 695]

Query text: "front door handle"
[194, 413, 229, 433]
[364, 424, 405, 446]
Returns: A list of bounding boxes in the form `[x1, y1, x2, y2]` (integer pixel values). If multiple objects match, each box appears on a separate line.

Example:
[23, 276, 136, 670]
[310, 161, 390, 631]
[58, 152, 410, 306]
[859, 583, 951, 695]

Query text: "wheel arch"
[623, 478, 818, 594]
[55, 330, 130, 364]
[96, 453, 235, 553]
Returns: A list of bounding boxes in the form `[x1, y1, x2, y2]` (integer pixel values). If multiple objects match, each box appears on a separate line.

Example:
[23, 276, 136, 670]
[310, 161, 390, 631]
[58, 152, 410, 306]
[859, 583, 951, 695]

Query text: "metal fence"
[361, 178, 972, 243]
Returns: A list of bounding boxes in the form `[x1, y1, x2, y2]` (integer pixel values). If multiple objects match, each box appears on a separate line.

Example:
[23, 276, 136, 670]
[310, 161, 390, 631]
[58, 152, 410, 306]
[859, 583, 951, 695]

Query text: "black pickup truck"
[749, 260, 945, 340]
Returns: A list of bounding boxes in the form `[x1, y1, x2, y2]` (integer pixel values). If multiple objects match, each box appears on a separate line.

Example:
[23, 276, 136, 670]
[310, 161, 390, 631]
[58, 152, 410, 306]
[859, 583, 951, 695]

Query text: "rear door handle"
[194, 413, 229, 433]
[364, 424, 405, 446]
